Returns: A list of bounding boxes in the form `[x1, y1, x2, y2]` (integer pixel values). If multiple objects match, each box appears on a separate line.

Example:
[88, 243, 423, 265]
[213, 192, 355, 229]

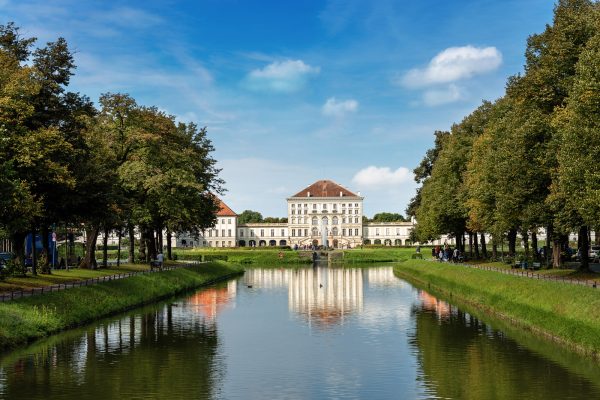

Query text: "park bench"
[532, 262, 541, 270]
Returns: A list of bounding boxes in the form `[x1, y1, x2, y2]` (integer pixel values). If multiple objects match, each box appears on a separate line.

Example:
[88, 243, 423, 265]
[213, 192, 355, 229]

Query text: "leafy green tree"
[238, 210, 263, 224]
[371, 213, 406, 222]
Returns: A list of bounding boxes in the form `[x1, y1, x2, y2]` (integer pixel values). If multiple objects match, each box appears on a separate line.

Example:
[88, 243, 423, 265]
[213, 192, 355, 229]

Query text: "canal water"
[1, 265, 600, 399]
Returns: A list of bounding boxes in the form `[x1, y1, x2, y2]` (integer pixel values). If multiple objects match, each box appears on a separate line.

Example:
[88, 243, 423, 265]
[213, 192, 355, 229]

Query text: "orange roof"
[217, 198, 237, 216]
[291, 180, 359, 198]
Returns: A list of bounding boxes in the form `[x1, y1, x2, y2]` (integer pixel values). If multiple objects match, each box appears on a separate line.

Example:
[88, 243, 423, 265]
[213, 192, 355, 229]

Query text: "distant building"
[177, 179, 427, 249]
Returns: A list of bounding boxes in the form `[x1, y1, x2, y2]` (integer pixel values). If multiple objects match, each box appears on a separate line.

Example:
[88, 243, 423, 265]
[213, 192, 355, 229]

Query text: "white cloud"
[422, 84, 463, 106]
[322, 97, 358, 117]
[352, 166, 412, 187]
[245, 59, 320, 92]
[401, 45, 502, 88]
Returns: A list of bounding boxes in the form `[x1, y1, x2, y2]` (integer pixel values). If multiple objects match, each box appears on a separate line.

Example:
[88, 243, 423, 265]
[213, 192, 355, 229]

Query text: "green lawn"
[0, 264, 152, 293]
[0, 261, 242, 351]
[394, 259, 600, 358]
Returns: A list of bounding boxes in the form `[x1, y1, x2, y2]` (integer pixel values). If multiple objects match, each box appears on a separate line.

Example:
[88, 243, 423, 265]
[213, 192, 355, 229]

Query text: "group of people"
[431, 245, 463, 263]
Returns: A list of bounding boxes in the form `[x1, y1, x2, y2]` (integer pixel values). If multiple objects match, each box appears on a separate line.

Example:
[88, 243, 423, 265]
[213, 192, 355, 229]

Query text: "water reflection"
[0, 282, 236, 400]
[411, 289, 600, 399]
[289, 267, 363, 329]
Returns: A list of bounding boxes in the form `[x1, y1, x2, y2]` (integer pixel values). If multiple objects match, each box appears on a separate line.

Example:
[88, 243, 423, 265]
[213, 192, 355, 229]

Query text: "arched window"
[322, 216, 328, 225]
[332, 216, 339, 225]
[312, 217, 318, 225]
[332, 227, 338, 236]
[312, 227, 318, 236]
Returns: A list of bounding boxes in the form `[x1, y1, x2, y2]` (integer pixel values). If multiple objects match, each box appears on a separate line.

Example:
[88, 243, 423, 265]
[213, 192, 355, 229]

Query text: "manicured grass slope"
[174, 248, 312, 265]
[342, 247, 414, 262]
[0, 262, 242, 351]
[394, 260, 600, 357]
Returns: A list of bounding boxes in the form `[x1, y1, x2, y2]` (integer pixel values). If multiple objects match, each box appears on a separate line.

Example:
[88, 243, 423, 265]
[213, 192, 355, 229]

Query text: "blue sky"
[1, 0, 554, 217]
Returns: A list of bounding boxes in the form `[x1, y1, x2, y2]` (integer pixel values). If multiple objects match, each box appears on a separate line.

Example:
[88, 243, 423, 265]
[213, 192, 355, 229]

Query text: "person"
[416, 245, 421, 253]
[453, 248, 459, 263]
[157, 251, 164, 270]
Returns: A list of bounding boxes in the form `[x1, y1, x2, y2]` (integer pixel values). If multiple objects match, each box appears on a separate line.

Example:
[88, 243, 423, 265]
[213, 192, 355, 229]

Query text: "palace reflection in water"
[2, 267, 600, 400]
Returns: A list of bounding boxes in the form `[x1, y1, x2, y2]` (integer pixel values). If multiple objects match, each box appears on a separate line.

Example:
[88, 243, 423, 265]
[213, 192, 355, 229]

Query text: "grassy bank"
[173, 248, 313, 265]
[341, 247, 415, 263]
[0, 261, 242, 351]
[0, 263, 152, 293]
[394, 260, 600, 358]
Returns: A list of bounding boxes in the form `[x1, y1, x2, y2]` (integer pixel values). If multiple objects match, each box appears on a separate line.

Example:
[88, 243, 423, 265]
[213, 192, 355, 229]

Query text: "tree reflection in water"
[410, 289, 600, 399]
[0, 281, 237, 400]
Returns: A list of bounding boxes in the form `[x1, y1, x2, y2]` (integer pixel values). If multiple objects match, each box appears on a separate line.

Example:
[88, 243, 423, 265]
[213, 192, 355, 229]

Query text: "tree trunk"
[166, 229, 172, 260]
[10, 231, 27, 276]
[481, 233, 487, 259]
[117, 229, 122, 267]
[31, 226, 37, 275]
[139, 229, 147, 262]
[82, 225, 100, 269]
[552, 238, 561, 268]
[507, 229, 517, 257]
[41, 225, 51, 273]
[102, 226, 109, 268]
[157, 226, 163, 253]
[579, 225, 590, 272]
[473, 232, 480, 259]
[492, 241, 498, 259]
[128, 223, 135, 263]
[146, 227, 157, 262]
[546, 225, 553, 267]
[468, 232, 473, 257]
[532, 232, 538, 260]
[595, 229, 600, 245]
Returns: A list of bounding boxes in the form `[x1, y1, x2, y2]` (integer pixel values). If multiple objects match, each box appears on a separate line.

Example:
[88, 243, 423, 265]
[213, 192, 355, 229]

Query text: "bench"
[532, 262, 541, 270]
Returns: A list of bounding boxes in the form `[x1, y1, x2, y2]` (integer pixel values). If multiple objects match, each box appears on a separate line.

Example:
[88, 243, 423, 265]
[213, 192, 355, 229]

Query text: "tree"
[554, 30, 600, 271]
[238, 210, 263, 224]
[371, 213, 406, 222]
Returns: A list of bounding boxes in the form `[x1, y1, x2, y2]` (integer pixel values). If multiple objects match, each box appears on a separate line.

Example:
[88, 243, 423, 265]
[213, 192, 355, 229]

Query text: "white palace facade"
[177, 180, 422, 249]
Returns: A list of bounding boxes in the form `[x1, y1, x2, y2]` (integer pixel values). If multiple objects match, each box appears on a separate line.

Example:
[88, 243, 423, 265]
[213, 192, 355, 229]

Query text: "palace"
[177, 180, 416, 249]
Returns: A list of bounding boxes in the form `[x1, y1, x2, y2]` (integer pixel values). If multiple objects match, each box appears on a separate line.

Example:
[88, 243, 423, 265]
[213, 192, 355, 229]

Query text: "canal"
[1, 265, 599, 399]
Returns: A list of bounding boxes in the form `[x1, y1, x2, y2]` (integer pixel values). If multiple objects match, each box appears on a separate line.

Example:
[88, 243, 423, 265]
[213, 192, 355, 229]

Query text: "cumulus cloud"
[352, 166, 412, 187]
[401, 45, 502, 88]
[422, 84, 463, 106]
[245, 59, 320, 92]
[322, 97, 358, 117]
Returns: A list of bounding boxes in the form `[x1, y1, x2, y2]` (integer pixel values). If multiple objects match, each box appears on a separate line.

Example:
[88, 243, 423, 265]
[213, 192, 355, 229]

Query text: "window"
[228, 241, 232, 246]
[355, 228, 359, 236]
[250, 230, 254, 237]
[332, 227, 338, 236]
[355, 217, 359, 223]
[215, 230, 219, 237]
[323, 204, 327, 210]
[271, 229, 275, 237]
[355, 203, 359, 207]
[355, 209, 358, 214]
[260, 229, 264, 236]
[312, 217, 318, 225]
[292, 229, 296, 237]
[228, 219, 231, 224]
[240, 230, 244, 237]
[397, 228, 401, 235]
[291, 210, 295, 215]
[348, 229, 352, 236]
[376, 228, 380, 236]
[322, 216, 328, 225]
[386, 228, 390, 235]
[313, 203, 317, 209]
[342, 204, 346, 208]
[221, 229, 225, 237]
[304, 229, 308, 236]
[228, 229, 232, 237]
[312, 227, 318, 236]
[221, 219, 225, 224]
[332, 216, 338, 225]
[291, 204, 295, 208]
[281, 229, 285, 236]
[342, 228, 346, 236]
[304, 210, 307, 215]
[208, 230, 212, 237]
[342, 217, 346, 224]
[222, 241, 225, 247]
[342, 210, 345, 214]
[333, 203, 337, 209]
